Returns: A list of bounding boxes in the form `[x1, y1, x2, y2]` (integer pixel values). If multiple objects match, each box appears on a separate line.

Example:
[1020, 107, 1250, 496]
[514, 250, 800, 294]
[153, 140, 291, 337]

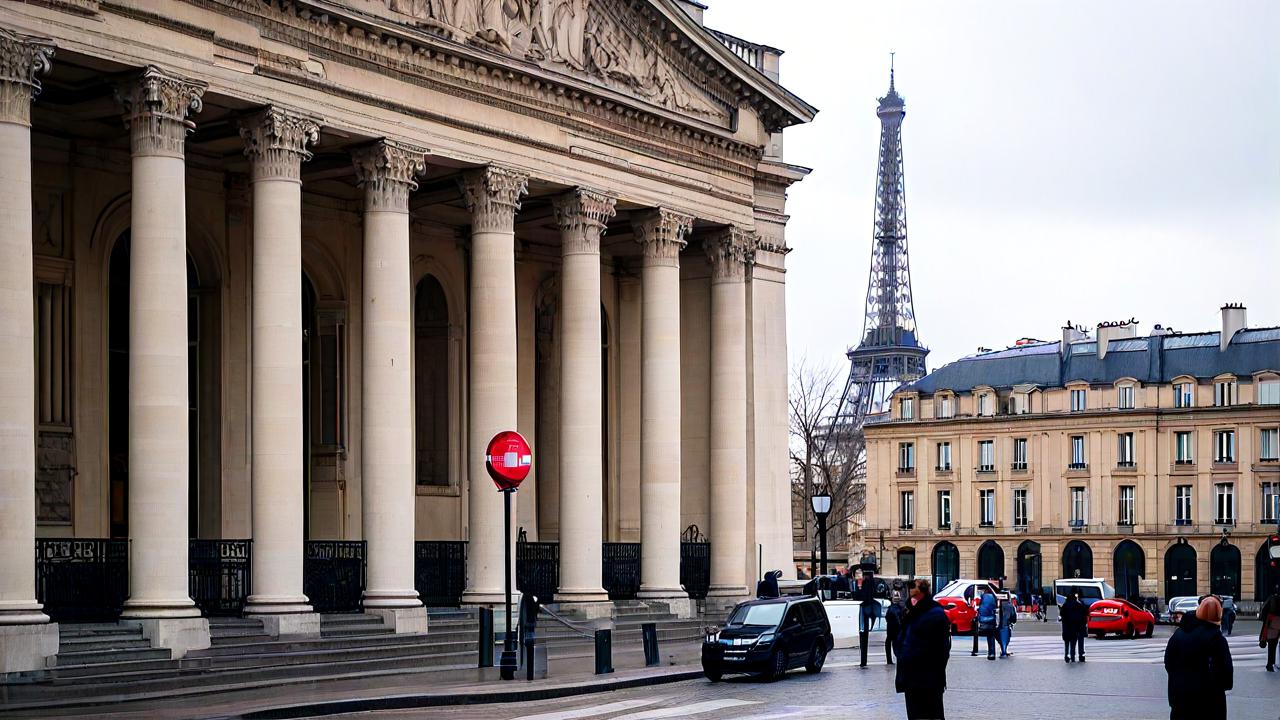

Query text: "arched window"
[1016, 540, 1042, 601]
[977, 540, 1004, 581]
[1165, 542, 1197, 599]
[1113, 540, 1145, 600]
[414, 275, 450, 487]
[1062, 540, 1093, 579]
[1210, 542, 1241, 598]
[932, 542, 959, 591]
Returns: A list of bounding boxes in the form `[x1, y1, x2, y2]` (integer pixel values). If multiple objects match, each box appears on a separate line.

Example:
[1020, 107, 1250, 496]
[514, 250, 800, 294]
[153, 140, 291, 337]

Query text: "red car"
[934, 579, 1012, 634]
[936, 595, 977, 634]
[1087, 598, 1155, 639]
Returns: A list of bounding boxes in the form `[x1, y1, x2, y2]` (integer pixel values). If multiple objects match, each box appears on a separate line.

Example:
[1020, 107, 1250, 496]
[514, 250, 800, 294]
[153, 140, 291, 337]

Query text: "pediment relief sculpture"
[382, 0, 725, 122]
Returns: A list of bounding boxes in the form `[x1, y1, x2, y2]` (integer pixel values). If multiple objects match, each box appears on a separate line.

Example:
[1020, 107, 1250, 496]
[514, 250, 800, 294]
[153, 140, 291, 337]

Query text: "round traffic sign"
[486, 431, 532, 491]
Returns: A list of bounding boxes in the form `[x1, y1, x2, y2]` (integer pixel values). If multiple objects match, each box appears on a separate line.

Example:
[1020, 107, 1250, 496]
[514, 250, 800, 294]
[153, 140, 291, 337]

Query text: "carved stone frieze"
[553, 187, 615, 255]
[115, 65, 207, 158]
[704, 225, 755, 282]
[459, 165, 529, 233]
[632, 207, 692, 267]
[239, 106, 321, 182]
[351, 139, 428, 212]
[0, 28, 54, 126]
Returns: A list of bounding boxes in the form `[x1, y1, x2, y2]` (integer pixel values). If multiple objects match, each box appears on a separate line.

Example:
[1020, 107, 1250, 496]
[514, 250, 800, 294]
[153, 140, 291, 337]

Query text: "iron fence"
[516, 530, 559, 602]
[602, 542, 641, 600]
[35, 538, 129, 622]
[680, 525, 711, 600]
[414, 541, 467, 607]
[189, 539, 251, 616]
[304, 540, 366, 612]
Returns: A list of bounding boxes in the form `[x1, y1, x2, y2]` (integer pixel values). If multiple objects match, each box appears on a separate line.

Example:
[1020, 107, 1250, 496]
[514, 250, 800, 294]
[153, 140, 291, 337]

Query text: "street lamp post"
[811, 490, 832, 577]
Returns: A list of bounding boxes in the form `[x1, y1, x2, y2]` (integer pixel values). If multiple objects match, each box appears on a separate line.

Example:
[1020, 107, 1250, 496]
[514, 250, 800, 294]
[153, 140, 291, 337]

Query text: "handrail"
[530, 604, 596, 639]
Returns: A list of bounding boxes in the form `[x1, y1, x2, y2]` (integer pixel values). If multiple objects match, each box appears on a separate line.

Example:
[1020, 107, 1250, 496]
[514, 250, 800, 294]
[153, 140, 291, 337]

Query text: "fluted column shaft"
[461, 166, 528, 604]
[706, 228, 753, 596]
[553, 189, 616, 602]
[634, 209, 692, 597]
[117, 66, 206, 619]
[242, 108, 320, 623]
[0, 29, 53, 627]
[353, 141, 427, 612]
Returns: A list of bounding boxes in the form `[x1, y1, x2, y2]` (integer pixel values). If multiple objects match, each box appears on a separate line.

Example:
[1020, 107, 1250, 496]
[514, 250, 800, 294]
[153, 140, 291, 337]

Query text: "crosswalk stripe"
[950, 632, 1267, 664]
[510, 697, 668, 720]
[610, 699, 760, 720]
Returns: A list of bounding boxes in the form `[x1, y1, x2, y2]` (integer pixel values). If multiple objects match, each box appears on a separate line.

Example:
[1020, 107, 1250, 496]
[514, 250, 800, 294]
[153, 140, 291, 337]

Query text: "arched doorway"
[1210, 542, 1241, 598]
[977, 540, 1004, 582]
[1017, 540, 1042, 602]
[108, 234, 221, 538]
[897, 548, 916, 578]
[413, 275, 450, 488]
[1258, 539, 1280, 601]
[932, 542, 959, 591]
[1062, 540, 1093, 579]
[1164, 542, 1197, 599]
[1113, 540, 1145, 600]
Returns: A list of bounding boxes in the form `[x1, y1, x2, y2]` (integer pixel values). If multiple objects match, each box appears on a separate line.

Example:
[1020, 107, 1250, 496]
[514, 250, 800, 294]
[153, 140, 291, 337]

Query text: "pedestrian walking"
[885, 592, 905, 665]
[976, 587, 998, 659]
[857, 568, 882, 667]
[997, 593, 1016, 657]
[1260, 589, 1280, 672]
[1164, 595, 1233, 720]
[895, 578, 951, 720]
[1060, 590, 1088, 663]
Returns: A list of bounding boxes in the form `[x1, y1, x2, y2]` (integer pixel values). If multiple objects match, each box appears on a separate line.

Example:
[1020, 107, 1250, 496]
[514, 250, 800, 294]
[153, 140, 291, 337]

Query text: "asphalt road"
[312, 621, 1277, 720]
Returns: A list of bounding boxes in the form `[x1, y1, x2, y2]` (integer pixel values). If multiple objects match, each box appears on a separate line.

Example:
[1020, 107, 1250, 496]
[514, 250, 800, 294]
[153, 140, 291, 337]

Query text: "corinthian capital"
[239, 106, 320, 182]
[351, 139, 428, 212]
[553, 188, 616, 256]
[0, 28, 54, 126]
[459, 165, 529, 233]
[704, 226, 756, 282]
[116, 65, 206, 158]
[633, 208, 693, 267]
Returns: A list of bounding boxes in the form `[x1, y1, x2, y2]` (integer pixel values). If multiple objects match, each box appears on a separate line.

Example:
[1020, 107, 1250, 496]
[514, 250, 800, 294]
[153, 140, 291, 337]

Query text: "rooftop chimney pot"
[1220, 303, 1247, 351]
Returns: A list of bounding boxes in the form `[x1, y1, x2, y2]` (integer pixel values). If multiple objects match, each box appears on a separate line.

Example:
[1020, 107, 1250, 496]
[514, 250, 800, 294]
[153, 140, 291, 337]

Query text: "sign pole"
[483, 429, 532, 683]
[501, 488, 516, 680]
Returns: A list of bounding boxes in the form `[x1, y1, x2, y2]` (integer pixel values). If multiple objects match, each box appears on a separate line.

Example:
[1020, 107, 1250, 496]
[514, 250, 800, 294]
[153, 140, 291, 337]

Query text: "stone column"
[0, 27, 59, 674]
[351, 140, 428, 633]
[240, 107, 321, 637]
[552, 189, 616, 604]
[632, 208, 693, 606]
[460, 165, 528, 605]
[115, 66, 210, 657]
[706, 227, 753, 599]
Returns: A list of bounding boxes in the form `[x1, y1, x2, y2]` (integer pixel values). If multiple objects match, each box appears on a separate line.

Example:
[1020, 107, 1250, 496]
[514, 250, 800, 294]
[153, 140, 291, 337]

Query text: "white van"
[1053, 578, 1115, 608]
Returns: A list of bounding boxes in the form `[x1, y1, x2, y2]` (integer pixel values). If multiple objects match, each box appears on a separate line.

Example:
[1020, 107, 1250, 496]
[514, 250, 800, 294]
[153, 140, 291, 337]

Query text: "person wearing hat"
[1164, 595, 1233, 719]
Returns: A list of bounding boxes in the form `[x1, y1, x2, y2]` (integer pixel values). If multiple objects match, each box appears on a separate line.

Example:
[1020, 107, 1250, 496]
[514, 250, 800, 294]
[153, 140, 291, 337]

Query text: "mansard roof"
[902, 327, 1280, 395]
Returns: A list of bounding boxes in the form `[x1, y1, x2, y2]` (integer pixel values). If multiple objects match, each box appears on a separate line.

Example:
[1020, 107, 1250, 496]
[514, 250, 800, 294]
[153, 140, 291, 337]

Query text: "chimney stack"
[1096, 318, 1138, 360]
[1060, 322, 1087, 357]
[1220, 303, 1247, 351]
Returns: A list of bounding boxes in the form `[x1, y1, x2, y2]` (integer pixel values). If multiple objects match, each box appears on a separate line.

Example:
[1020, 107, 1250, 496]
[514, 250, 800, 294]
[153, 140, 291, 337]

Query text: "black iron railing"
[414, 541, 467, 607]
[189, 539, 251, 616]
[602, 543, 641, 600]
[680, 525, 711, 600]
[35, 538, 129, 623]
[516, 529, 559, 602]
[304, 540, 366, 613]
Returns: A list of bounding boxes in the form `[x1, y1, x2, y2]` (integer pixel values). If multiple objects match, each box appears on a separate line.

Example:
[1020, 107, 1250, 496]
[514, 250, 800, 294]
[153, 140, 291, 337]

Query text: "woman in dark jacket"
[1164, 595, 1232, 720]
[1059, 591, 1088, 662]
[885, 594, 905, 665]
[896, 579, 951, 720]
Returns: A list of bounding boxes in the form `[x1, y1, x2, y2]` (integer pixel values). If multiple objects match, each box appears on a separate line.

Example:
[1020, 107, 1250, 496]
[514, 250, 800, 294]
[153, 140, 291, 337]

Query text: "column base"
[366, 606, 428, 635]
[553, 589, 611, 605]
[121, 617, 210, 659]
[244, 596, 315, 617]
[549, 598, 614, 620]
[704, 586, 750, 616]
[0, 622, 59, 675]
[120, 598, 202, 620]
[247, 611, 321, 638]
[0, 601, 52, 626]
[635, 593, 698, 620]
[461, 590, 513, 607]
[361, 589, 423, 609]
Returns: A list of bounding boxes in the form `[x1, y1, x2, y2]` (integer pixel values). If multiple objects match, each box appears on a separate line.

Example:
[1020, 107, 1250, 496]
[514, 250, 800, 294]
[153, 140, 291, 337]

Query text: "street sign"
[486, 431, 532, 492]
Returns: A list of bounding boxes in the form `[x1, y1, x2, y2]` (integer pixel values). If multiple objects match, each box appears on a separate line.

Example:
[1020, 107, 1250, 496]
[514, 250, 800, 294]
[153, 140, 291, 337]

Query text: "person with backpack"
[976, 587, 998, 660]
[997, 593, 1017, 657]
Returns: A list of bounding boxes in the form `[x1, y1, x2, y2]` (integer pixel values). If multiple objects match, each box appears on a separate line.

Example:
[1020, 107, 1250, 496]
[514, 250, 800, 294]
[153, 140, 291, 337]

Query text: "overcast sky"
[702, 0, 1280, 377]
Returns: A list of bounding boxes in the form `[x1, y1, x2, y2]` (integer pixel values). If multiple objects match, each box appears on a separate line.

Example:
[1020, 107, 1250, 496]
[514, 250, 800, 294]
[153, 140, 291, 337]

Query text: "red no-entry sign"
[486, 431, 532, 492]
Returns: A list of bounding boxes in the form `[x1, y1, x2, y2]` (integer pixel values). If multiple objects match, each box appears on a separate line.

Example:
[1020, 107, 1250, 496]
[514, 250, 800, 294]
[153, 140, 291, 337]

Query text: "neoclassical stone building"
[0, 0, 813, 672]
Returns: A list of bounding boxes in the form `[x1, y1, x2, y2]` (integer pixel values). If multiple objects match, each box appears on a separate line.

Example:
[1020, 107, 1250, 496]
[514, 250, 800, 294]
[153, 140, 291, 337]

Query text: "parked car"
[1088, 598, 1155, 639]
[1163, 596, 1199, 625]
[933, 579, 1016, 634]
[1053, 578, 1115, 608]
[702, 596, 834, 681]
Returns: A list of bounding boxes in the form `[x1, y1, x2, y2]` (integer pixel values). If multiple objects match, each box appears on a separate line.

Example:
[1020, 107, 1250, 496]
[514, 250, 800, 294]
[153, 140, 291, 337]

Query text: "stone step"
[320, 625, 395, 638]
[320, 613, 383, 624]
[55, 647, 172, 667]
[57, 637, 154, 652]
[210, 632, 275, 646]
[189, 629, 478, 658]
[40, 656, 183, 680]
[58, 625, 142, 638]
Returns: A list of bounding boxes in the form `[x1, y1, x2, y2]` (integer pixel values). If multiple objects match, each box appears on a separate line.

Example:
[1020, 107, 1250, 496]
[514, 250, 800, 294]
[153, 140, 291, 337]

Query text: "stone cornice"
[633, 207, 692, 267]
[115, 65, 206, 158]
[0, 28, 54, 127]
[704, 226, 755, 283]
[239, 106, 320, 183]
[351, 139, 427, 212]
[553, 188, 616, 256]
[459, 165, 529, 234]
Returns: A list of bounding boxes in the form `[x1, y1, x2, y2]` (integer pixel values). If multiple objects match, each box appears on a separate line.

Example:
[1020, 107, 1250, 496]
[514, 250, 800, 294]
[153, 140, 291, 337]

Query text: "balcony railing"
[978, 465, 995, 473]
[1116, 461, 1136, 468]
[1174, 459, 1195, 465]
[935, 465, 952, 472]
[1213, 518, 1236, 526]
[1011, 462, 1027, 471]
[1068, 462, 1088, 470]
[898, 524, 914, 530]
[1174, 518, 1193, 526]
[979, 521, 994, 528]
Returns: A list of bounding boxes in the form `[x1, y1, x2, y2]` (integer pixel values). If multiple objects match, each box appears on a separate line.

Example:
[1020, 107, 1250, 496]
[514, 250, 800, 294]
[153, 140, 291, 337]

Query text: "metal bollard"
[478, 607, 494, 668]
[594, 628, 613, 674]
[642, 622, 659, 667]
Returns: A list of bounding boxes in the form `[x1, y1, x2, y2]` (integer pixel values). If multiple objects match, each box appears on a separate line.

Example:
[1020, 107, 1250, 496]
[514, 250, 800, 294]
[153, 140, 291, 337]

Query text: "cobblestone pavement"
[313, 622, 1277, 720]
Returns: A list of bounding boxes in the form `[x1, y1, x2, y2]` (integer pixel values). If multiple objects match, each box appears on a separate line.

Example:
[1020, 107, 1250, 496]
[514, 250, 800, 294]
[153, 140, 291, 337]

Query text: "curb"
[228, 669, 706, 719]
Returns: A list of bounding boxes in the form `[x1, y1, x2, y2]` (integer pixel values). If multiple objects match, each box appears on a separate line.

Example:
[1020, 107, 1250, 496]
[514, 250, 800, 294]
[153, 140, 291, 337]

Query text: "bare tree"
[789, 358, 867, 561]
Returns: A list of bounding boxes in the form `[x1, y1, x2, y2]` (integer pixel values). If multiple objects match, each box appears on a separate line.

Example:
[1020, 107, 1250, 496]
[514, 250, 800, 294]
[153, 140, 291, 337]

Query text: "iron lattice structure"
[834, 63, 929, 441]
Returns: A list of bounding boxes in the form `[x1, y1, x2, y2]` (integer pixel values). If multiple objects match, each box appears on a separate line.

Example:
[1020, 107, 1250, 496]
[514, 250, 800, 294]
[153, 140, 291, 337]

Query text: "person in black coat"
[1060, 591, 1088, 662]
[896, 579, 950, 720]
[885, 593, 906, 665]
[755, 569, 781, 599]
[1165, 596, 1232, 720]
[856, 569, 882, 667]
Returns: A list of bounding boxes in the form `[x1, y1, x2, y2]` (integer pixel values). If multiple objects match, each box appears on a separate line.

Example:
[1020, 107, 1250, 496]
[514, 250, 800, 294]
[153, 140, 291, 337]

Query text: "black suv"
[701, 596, 833, 681]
